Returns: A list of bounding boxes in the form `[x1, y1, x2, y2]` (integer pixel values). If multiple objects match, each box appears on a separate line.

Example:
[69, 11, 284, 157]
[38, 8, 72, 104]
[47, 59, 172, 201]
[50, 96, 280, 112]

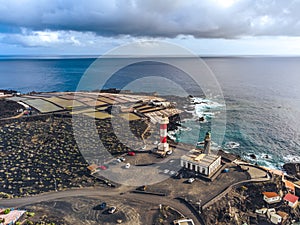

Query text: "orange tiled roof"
[87, 164, 98, 171]
[277, 211, 289, 218]
[263, 192, 279, 198]
[285, 180, 295, 191]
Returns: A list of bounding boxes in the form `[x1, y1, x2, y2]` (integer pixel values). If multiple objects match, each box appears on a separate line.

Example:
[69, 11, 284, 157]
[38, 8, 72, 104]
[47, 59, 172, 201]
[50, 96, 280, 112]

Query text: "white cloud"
[1, 0, 300, 38]
[1, 1, 300, 55]
[2, 29, 95, 47]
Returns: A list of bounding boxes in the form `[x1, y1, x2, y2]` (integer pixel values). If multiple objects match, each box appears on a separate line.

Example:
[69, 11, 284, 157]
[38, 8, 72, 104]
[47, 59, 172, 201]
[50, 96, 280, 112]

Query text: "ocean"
[1, 56, 300, 169]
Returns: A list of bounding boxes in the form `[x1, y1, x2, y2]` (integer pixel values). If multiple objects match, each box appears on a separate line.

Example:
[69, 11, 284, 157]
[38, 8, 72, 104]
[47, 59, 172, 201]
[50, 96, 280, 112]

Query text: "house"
[284, 180, 295, 193]
[277, 211, 289, 224]
[284, 193, 299, 208]
[173, 218, 195, 225]
[255, 208, 268, 214]
[267, 208, 276, 218]
[87, 164, 99, 174]
[270, 213, 282, 224]
[262, 192, 282, 204]
[266, 208, 282, 225]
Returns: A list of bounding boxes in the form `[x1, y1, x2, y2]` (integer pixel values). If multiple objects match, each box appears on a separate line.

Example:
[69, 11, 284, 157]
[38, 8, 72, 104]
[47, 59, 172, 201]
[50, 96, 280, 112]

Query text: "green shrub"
[26, 212, 35, 217]
[26, 220, 33, 225]
[3, 208, 11, 214]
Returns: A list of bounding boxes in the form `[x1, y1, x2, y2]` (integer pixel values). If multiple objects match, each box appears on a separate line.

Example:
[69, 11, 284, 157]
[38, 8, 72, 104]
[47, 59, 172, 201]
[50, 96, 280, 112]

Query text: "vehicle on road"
[119, 157, 125, 162]
[125, 163, 130, 169]
[188, 178, 195, 183]
[99, 165, 107, 170]
[108, 206, 116, 214]
[116, 158, 122, 163]
[99, 202, 106, 210]
[128, 151, 135, 156]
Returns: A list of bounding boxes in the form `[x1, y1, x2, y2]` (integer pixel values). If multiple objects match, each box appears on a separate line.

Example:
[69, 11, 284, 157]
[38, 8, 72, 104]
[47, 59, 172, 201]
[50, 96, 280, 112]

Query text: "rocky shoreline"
[283, 163, 300, 180]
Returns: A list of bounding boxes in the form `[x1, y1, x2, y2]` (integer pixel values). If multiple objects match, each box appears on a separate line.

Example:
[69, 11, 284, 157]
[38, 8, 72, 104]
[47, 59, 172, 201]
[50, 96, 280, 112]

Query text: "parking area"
[146, 163, 249, 204]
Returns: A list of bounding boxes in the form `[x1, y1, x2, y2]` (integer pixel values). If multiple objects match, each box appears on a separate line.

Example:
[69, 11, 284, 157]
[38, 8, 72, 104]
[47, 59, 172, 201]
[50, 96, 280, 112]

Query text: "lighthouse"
[157, 116, 169, 153]
[203, 131, 211, 155]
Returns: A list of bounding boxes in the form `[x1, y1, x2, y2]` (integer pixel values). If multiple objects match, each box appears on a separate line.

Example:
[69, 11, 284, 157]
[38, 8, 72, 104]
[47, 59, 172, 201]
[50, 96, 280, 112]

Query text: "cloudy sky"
[1, 0, 300, 55]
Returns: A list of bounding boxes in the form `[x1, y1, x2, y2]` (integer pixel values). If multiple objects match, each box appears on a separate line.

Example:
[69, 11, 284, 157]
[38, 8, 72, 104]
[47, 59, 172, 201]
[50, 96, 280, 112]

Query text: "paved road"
[0, 186, 202, 225]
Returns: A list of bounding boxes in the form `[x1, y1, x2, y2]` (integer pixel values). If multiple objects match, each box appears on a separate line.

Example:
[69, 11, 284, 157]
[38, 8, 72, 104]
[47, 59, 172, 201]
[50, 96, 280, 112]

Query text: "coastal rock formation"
[283, 163, 300, 179]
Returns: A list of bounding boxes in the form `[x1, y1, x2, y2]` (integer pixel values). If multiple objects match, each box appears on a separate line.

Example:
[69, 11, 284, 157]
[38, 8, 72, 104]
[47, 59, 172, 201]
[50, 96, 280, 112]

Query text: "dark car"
[100, 202, 107, 210]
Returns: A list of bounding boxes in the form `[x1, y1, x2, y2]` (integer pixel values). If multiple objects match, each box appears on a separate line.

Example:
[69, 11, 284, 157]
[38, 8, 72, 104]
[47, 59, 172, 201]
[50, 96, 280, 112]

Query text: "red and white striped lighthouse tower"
[158, 116, 169, 152]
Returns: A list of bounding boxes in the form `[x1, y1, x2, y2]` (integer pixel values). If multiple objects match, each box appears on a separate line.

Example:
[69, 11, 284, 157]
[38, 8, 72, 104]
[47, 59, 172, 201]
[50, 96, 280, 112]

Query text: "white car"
[125, 163, 130, 169]
[188, 178, 195, 183]
[166, 150, 173, 155]
[108, 206, 116, 214]
[169, 170, 176, 175]
[119, 157, 125, 162]
[116, 158, 122, 163]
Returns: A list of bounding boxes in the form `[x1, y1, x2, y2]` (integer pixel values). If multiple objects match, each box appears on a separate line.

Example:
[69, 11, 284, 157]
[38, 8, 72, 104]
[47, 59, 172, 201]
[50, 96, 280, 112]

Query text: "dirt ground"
[22, 196, 181, 225]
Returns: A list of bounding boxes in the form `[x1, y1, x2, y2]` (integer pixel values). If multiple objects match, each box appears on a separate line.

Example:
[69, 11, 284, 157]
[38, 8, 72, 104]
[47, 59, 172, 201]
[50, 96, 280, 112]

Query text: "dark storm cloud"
[1, 0, 300, 38]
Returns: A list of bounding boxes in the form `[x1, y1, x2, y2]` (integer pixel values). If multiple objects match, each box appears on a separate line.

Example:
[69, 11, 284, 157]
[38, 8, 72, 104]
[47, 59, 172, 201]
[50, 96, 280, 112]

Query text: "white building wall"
[288, 201, 298, 208]
[270, 214, 282, 224]
[181, 156, 221, 176]
[264, 196, 281, 204]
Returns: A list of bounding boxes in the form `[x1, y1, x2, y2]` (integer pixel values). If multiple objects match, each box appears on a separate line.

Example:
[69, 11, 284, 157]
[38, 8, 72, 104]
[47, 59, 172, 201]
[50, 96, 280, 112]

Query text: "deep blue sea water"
[1, 56, 300, 169]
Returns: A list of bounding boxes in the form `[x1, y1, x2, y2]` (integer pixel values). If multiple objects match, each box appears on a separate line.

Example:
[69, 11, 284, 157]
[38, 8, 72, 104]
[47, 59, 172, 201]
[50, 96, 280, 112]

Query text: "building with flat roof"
[180, 132, 221, 177]
[0, 208, 26, 225]
[173, 218, 195, 225]
[181, 149, 221, 176]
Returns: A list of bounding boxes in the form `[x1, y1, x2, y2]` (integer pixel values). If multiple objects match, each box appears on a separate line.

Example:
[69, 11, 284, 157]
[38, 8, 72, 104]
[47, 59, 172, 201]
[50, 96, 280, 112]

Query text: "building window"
[192, 164, 196, 171]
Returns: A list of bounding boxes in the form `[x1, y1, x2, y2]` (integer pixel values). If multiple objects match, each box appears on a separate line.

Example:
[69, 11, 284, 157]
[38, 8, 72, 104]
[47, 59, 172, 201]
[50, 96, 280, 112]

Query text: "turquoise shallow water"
[1, 56, 300, 169]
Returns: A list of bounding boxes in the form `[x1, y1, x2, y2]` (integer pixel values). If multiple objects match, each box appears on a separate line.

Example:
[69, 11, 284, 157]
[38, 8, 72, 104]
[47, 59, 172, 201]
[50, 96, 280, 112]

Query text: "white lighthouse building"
[180, 131, 221, 177]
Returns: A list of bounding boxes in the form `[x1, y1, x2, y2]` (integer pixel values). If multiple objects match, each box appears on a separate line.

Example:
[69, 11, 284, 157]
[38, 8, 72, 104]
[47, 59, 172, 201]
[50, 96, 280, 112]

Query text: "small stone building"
[180, 149, 221, 176]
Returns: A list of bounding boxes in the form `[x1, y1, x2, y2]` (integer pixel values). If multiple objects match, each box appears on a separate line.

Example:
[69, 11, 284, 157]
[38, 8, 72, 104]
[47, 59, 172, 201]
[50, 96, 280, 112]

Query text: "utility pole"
[54, 178, 57, 192]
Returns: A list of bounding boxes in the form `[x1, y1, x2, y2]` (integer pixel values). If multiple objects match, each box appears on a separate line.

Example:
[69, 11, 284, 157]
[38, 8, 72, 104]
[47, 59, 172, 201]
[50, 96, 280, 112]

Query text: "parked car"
[99, 165, 107, 170]
[108, 206, 117, 214]
[116, 158, 122, 163]
[188, 178, 195, 183]
[99, 202, 106, 210]
[166, 150, 173, 155]
[128, 151, 135, 156]
[125, 163, 130, 169]
[119, 157, 125, 162]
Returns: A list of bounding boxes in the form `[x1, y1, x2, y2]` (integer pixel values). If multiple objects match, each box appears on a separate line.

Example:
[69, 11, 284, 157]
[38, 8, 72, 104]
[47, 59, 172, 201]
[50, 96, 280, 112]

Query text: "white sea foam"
[241, 152, 282, 170]
[184, 97, 224, 123]
[224, 141, 240, 149]
[193, 97, 224, 119]
[283, 154, 300, 163]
